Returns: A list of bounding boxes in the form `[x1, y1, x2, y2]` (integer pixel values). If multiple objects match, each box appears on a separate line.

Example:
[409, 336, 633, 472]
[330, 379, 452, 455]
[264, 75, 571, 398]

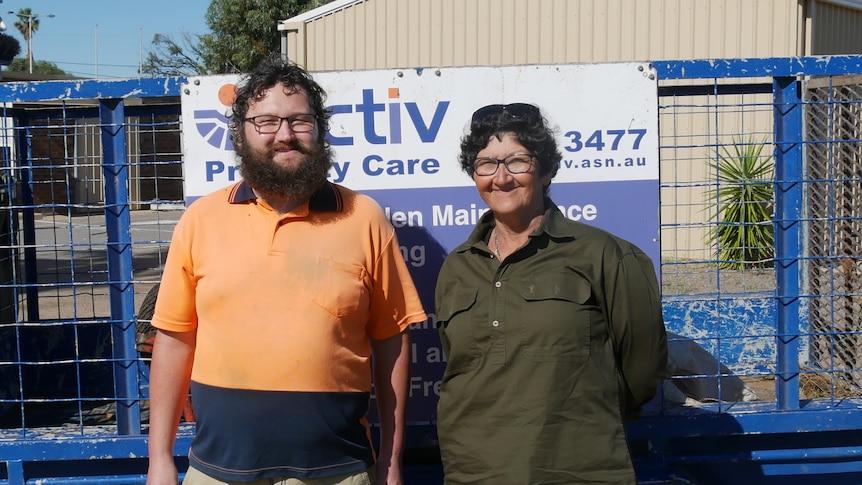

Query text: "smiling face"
[235, 83, 331, 198]
[472, 133, 551, 221]
[240, 84, 318, 167]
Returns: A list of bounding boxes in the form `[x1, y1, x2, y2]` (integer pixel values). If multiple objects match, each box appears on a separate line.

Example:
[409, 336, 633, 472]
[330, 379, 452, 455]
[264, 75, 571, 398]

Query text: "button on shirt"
[434, 200, 667, 485]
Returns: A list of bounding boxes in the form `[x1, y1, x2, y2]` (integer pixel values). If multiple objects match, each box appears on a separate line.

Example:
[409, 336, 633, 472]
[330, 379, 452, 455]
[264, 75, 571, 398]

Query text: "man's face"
[236, 83, 331, 198]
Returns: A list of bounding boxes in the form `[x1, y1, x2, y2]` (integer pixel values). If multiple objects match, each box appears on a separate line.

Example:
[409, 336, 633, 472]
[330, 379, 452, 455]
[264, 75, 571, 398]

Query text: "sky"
[0, 0, 211, 79]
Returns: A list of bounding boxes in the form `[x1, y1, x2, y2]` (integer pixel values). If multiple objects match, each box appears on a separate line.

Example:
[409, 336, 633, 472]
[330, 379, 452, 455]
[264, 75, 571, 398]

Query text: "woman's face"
[472, 133, 551, 221]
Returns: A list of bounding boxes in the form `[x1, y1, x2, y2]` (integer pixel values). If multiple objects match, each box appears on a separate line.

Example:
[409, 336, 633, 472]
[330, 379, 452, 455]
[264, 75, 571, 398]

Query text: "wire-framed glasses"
[473, 153, 536, 176]
[244, 114, 317, 134]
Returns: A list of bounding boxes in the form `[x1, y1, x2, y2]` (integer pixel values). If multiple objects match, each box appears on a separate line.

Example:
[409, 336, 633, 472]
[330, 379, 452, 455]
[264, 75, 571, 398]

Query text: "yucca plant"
[706, 137, 775, 269]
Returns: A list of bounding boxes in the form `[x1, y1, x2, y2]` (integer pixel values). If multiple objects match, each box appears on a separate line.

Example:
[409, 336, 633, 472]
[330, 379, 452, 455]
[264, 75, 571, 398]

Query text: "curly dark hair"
[458, 103, 561, 183]
[230, 55, 331, 148]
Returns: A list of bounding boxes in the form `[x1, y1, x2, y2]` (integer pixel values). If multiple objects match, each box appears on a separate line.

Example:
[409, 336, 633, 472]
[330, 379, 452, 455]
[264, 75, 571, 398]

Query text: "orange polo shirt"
[152, 181, 425, 481]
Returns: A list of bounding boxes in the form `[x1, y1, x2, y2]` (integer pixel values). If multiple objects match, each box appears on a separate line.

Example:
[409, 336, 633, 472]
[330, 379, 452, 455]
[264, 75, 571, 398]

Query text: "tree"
[143, 0, 322, 76]
[6, 58, 69, 76]
[0, 28, 65, 75]
[142, 32, 207, 77]
[199, 0, 324, 73]
[0, 33, 21, 66]
[11, 8, 41, 59]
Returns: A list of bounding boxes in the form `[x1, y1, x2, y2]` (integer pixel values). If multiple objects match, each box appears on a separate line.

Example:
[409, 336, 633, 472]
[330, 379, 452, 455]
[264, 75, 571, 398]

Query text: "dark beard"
[237, 141, 333, 200]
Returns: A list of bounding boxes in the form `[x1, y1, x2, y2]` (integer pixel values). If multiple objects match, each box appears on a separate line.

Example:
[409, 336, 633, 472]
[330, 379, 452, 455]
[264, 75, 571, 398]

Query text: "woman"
[434, 103, 667, 484]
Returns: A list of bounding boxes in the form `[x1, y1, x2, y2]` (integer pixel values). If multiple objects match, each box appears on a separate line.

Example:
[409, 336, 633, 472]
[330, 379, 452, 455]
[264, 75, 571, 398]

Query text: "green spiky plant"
[706, 137, 775, 269]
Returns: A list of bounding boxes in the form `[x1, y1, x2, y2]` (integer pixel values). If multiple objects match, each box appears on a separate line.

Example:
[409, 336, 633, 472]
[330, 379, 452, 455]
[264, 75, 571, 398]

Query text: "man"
[146, 57, 426, 485]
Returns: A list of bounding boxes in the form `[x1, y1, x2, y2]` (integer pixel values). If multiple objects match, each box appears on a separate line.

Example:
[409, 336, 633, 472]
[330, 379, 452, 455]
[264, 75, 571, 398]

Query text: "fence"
[0, 80, 189, 484]
[0, 57, 861, 484]
[636, 57, 862, 484]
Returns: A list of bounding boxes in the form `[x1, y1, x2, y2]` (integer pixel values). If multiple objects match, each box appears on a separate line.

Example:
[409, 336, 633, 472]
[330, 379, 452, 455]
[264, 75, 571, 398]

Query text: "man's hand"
[145, 458, 179, 485]
[376, 452, 404, 485]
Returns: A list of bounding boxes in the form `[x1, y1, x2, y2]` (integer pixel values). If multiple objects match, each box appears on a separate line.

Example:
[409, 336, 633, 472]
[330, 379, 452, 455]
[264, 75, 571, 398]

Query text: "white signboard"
[180, 63, 660, 423]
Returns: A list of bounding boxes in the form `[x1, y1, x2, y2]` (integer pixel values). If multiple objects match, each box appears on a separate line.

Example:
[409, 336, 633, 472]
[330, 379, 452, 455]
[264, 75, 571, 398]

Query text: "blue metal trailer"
[1, 56, 862, 484]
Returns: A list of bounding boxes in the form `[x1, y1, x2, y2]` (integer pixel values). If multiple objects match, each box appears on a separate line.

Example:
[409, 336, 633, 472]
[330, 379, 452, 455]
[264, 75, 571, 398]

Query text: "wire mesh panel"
[0, 102, 183, 438]
[655, 70, 862, 414]
[656, 82, 780, 409]
[804, 75, 862, 395]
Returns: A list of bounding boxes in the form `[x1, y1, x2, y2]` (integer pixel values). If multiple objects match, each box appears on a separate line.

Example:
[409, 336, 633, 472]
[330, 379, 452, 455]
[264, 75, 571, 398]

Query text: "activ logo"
[194, 83, 237, 151]
[194, 109, 234, 151]
[193, 84, 451, 150]
[328, 87, 450, 146]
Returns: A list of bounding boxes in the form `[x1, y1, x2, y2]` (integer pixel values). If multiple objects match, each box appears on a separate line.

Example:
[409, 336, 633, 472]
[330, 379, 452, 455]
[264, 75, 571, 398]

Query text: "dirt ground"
[661, 263, 776, 297]
[742, 375, 776, 401]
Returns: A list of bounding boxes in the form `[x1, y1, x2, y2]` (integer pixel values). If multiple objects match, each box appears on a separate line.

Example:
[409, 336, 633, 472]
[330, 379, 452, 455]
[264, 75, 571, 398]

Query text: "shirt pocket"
[518, 272, 593, 363]
[436, 288, 480, 375]
[311, 257, 369, 318]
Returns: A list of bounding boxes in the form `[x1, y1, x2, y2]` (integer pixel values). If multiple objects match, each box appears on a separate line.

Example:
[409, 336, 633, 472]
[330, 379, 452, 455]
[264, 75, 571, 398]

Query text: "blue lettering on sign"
[563, 128, 647, 152]
[389, 101, 401, 144]
[362, 154, 441, 176]
[330, 162, 350, 183]
[328, 89, 450, 146]
[206, 161, 241, 182]
[358, 89, 386, 144]
[327, 105, 354, 145]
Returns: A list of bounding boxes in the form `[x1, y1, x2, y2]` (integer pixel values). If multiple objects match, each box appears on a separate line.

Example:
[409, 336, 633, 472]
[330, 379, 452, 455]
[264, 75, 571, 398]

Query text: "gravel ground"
[661, 263, 776, 296]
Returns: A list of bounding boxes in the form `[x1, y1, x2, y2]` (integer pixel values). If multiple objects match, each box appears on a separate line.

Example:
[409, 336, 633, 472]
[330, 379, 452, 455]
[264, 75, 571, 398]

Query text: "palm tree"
[12, 8, 40, 60]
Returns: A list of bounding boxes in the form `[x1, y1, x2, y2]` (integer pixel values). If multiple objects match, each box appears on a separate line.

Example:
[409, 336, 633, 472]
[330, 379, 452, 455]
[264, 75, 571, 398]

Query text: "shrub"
[706, 137, 775, 269]
[0, 34, 21, 66]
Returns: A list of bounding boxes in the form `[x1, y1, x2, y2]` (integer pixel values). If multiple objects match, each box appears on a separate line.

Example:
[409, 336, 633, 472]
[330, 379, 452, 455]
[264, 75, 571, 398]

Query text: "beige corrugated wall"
[283, 0, 801, 71]
[810, 1, 862, 54]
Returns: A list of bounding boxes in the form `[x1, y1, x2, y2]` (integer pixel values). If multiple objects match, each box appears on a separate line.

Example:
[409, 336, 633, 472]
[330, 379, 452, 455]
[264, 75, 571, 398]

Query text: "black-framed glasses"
[473, 153, 536, 176]
[244, 114, 317, 134]
[471, 103, 541, 123]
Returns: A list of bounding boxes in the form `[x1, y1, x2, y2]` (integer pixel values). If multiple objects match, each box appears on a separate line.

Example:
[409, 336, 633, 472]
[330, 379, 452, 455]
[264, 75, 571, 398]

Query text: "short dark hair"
[458, 103, 561, 182]
[230, 55, 331, 147]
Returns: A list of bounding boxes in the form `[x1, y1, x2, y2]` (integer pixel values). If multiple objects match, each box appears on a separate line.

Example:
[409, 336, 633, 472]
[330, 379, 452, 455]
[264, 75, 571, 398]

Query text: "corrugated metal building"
[279, 0, 862, 258]
[279, 0, 862, 69]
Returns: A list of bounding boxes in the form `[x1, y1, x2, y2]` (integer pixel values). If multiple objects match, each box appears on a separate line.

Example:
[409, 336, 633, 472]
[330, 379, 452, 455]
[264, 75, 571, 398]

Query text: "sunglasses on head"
[471, 103, 541, 123]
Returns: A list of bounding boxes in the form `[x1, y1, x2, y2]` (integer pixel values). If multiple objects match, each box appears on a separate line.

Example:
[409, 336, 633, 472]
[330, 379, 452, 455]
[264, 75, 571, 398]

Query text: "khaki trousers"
[183, 465, 375, 485]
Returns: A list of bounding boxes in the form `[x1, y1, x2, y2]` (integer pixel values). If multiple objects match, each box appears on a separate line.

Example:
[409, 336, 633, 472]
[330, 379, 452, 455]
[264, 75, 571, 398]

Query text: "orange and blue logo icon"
[193, 83, 237, 151]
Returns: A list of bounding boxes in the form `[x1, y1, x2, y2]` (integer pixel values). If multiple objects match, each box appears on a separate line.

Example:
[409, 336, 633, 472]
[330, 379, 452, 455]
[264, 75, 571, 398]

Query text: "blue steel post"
[6, 459, 24, 484]
[772, 76, 802, 410]
[99, 98, 141, 435]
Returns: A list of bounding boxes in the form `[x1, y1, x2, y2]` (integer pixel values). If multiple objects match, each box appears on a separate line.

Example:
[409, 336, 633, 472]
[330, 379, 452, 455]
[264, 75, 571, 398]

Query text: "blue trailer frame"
[1, 56, 861, 484]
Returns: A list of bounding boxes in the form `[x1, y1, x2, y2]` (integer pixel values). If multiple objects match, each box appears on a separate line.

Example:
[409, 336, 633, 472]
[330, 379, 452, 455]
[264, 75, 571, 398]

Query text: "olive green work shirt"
[434, 201, 667, 485]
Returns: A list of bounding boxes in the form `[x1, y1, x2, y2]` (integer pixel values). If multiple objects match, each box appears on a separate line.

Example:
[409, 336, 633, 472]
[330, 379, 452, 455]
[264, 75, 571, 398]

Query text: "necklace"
[492, 227, 501, 259]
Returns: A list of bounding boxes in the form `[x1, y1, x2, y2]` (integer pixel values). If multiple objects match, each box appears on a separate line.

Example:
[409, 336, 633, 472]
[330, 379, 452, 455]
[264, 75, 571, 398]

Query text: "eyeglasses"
[244, 114, 317, 134]
[471, 103, 541, 123]
[473, 153, 536, 176]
